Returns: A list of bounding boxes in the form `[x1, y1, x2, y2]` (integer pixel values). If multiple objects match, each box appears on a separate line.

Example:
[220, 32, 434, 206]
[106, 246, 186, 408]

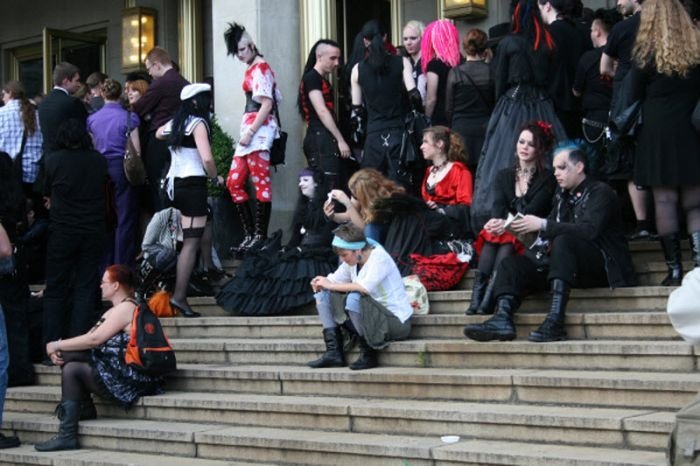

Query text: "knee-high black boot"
[660, 233, 683, 286]
[35, 400, 80, 451]
[308, 328, 345, 368]
[248, 202, 272, 250]
[466, 271, 488, 315]
[232, 202, 254, 254]
[476, 270, 498, 315]
[528, 279, 570, 342]
[690, 232, 700, 269]
[349, 337, 378, 370]
[463, 295, 518, 341]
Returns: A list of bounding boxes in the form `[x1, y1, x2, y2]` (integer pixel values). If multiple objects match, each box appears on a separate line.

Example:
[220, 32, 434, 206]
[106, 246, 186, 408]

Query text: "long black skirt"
[471, 85, 566, 232]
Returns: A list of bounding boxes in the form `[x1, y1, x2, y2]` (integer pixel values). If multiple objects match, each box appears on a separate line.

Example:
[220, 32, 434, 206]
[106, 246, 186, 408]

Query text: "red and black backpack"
[124, 298, 177, 376]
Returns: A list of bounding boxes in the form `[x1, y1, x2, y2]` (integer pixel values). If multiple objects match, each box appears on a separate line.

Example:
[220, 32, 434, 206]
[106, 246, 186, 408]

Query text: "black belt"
[245, 92, 262, 113]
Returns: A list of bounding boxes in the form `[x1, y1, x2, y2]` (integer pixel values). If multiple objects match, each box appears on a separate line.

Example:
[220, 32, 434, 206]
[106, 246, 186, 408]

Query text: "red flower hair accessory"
[535, 120, 553, 139]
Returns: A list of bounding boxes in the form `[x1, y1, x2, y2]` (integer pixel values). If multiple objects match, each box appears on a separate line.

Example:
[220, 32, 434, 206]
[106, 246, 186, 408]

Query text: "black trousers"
[0, 265, 35, 386]
[303, 126, 341, 188]
[143, 131, 171, 212]
[361, 128, 410, 189]
[493, 234, 608, 299]
[43, 226, 104, 345]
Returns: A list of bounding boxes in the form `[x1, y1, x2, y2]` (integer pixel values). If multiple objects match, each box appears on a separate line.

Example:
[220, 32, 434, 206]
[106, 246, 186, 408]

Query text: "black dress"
[471, 34, 566, 232]
[630, 65, 700, 187]
[445, 60, 495, 171]
[426, 58, 452, 126]
[216, 203, 337, 316]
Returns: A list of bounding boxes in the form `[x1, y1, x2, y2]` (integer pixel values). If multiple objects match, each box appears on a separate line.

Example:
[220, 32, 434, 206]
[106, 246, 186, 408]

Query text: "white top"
[326, 245, 413, 323]
[161, 116, 208, 199]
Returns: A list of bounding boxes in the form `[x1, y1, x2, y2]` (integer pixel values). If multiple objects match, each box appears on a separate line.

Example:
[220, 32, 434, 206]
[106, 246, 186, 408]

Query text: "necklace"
[430, 160, 448, 174]
[515, 166, 536, 177]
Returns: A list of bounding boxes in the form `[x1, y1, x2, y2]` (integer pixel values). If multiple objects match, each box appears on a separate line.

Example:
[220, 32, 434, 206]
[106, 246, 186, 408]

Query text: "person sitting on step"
[35, 265, 164, 452]
[308, 223, 413, 370]
[468, 121, 557, 315]
[463, 143, 636, 343]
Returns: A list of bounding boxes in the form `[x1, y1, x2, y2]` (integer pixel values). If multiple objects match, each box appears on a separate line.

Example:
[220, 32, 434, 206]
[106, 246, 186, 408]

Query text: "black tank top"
[358, 55, 404, 133]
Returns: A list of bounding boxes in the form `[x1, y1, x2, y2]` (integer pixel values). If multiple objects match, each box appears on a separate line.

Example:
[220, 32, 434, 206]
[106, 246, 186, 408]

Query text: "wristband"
[54, 339, 62, 353]
[540, 219, 548, 231]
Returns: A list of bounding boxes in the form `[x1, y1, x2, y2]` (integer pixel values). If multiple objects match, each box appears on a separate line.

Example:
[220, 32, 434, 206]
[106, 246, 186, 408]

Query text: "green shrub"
[208, 114, 235, 197]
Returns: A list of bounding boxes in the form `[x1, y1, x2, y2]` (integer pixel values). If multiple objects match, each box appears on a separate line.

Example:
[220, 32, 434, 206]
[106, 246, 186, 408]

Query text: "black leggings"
[61, 361, 101, 401]
[478, 242, 516, 276]
[653, 186, 700, 236]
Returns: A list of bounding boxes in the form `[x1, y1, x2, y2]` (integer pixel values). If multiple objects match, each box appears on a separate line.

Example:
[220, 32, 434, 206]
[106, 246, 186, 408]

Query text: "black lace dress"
[216, 203, 337, 316]
[90, 332, 164, 409]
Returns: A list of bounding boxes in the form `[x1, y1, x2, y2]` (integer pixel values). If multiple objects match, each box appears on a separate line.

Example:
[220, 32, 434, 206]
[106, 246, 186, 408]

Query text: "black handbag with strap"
[12, 130, 27, 184]
[269, 85, 287, 168]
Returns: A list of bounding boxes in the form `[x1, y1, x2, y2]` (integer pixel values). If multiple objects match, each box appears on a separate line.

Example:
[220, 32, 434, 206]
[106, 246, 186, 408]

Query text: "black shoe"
[466, 271, 488, 315]
[35, 400, 80, 452]
[627, 228, 653, 241]
[170, 299, 201, 318]
[56, 398, 97, 421]
[660, 233, 683, 286]
[349, 338, 378, 371]
[463, 295, 518, 342]
[690, 231, 700, 269]
[308, 328, 345, 368]
[0, 433, 20, 449]
[476, 270, 498, 315]
[528, 279, 569, 343]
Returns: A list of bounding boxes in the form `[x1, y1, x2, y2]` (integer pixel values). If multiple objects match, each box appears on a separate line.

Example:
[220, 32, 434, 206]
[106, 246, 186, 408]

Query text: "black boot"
[56, 398, 96, 421]
[349, 337, 378, 370]
[690, 232, 700, 269]
[308, 328, 345, 368]
[476, 270, 498, 315]
[528, 279, 570, 342]
[466, 271, 488, 315]
[660, 233, 683, 286]
[232, 202, 254, 255]
[463, 295, 518, 341]
[35, 400, 80, 451]
[248, 202, 272, 250]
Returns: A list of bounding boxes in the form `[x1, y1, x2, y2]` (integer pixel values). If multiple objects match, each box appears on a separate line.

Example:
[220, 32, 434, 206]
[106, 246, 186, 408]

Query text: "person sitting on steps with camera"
[463, 144, 636, 343]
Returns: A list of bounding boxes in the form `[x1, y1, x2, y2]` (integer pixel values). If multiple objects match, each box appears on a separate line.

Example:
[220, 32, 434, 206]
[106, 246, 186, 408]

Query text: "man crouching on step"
[308, 224, 413, 370]
[464, 144, 636, 343]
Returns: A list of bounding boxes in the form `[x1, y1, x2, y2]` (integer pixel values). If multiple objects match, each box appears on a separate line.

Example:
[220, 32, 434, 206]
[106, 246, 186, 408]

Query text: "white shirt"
[327, 245, 413, 323]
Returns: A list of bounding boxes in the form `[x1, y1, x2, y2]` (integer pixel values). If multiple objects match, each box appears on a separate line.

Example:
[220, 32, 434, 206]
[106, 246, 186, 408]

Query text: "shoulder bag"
[123, 112, 148, 186]
[269, 85, 287, 168]
[12, 130, 27, 184]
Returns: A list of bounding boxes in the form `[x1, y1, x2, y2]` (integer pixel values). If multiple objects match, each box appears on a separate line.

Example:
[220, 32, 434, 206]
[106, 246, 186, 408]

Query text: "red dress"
[421, 161, 473, 206]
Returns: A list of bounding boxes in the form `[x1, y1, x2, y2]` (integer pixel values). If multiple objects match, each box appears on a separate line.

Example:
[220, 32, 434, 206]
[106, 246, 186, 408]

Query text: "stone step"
[0, 444, 261, 466]
[161, 337, 695, 371]
[33, 364, 700, 410]
[4, 386, 675, 451]
[191, 285, 676, 317]
[160, 311, 679, 340]
[1, 413, 667, 466]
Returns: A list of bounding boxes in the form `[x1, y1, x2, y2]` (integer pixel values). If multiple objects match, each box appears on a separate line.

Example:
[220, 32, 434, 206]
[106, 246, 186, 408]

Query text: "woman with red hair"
[36, 265, 164, 452]
[470, 0, 566, 232]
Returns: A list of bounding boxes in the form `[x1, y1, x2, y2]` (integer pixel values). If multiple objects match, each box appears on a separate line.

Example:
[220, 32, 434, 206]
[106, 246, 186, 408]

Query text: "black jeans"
[143, 131, 171, 212]
[303, 126, 341, 188]
[43, 226, 104, 345]
[493, 233, 608, 299]
[361, 127, 410, 188]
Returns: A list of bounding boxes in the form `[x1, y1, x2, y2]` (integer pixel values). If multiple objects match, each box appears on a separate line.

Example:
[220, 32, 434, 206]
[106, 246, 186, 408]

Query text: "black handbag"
[399, 110, 430, 173]
[610, 100, 642, 137]
[270, 85, 287, 168]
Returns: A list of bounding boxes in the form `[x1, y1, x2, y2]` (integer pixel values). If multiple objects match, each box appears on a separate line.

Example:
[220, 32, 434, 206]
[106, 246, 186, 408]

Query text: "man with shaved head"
[298, 39, 350, 188]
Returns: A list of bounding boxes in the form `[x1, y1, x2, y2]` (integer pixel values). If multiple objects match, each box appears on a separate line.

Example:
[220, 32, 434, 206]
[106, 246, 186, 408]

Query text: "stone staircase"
[0, 240, 695, 465]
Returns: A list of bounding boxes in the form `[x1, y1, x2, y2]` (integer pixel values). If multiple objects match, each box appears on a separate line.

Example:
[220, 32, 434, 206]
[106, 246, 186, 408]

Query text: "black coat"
[491, 168, 557, 219]
[38, 89, 88, 151]
[542, 178, 636, 287]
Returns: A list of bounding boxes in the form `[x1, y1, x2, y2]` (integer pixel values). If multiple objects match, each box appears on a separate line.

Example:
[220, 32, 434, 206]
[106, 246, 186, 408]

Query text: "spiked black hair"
[224, 22, 247, 56]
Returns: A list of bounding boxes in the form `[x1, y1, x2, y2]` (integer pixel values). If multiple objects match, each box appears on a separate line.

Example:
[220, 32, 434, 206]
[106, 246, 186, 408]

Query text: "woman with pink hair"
[421, 19, 462, 126]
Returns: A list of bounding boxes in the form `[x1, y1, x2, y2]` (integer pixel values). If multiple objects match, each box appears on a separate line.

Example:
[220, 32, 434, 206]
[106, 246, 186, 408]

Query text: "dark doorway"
[336, 0, 392, 61]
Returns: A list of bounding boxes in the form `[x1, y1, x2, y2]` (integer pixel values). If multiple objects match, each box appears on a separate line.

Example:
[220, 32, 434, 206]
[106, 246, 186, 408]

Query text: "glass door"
[42, 28, 106, 93]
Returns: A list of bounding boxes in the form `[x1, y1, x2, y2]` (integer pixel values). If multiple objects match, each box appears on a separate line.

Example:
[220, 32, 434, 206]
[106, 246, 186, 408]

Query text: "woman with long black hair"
[156, 83, 222, 317]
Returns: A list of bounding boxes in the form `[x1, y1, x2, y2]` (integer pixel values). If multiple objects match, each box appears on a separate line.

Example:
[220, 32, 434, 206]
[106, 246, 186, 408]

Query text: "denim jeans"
[0, 303, 9, 426]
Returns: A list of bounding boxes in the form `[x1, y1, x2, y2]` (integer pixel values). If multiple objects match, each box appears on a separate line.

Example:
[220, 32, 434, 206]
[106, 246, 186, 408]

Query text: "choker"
[430, 160, 448, 174]
[516, 166, 536, 177]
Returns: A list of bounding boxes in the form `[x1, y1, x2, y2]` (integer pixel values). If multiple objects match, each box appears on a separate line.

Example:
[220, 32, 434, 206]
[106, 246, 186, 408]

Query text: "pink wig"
[421, 19, 461, 74]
